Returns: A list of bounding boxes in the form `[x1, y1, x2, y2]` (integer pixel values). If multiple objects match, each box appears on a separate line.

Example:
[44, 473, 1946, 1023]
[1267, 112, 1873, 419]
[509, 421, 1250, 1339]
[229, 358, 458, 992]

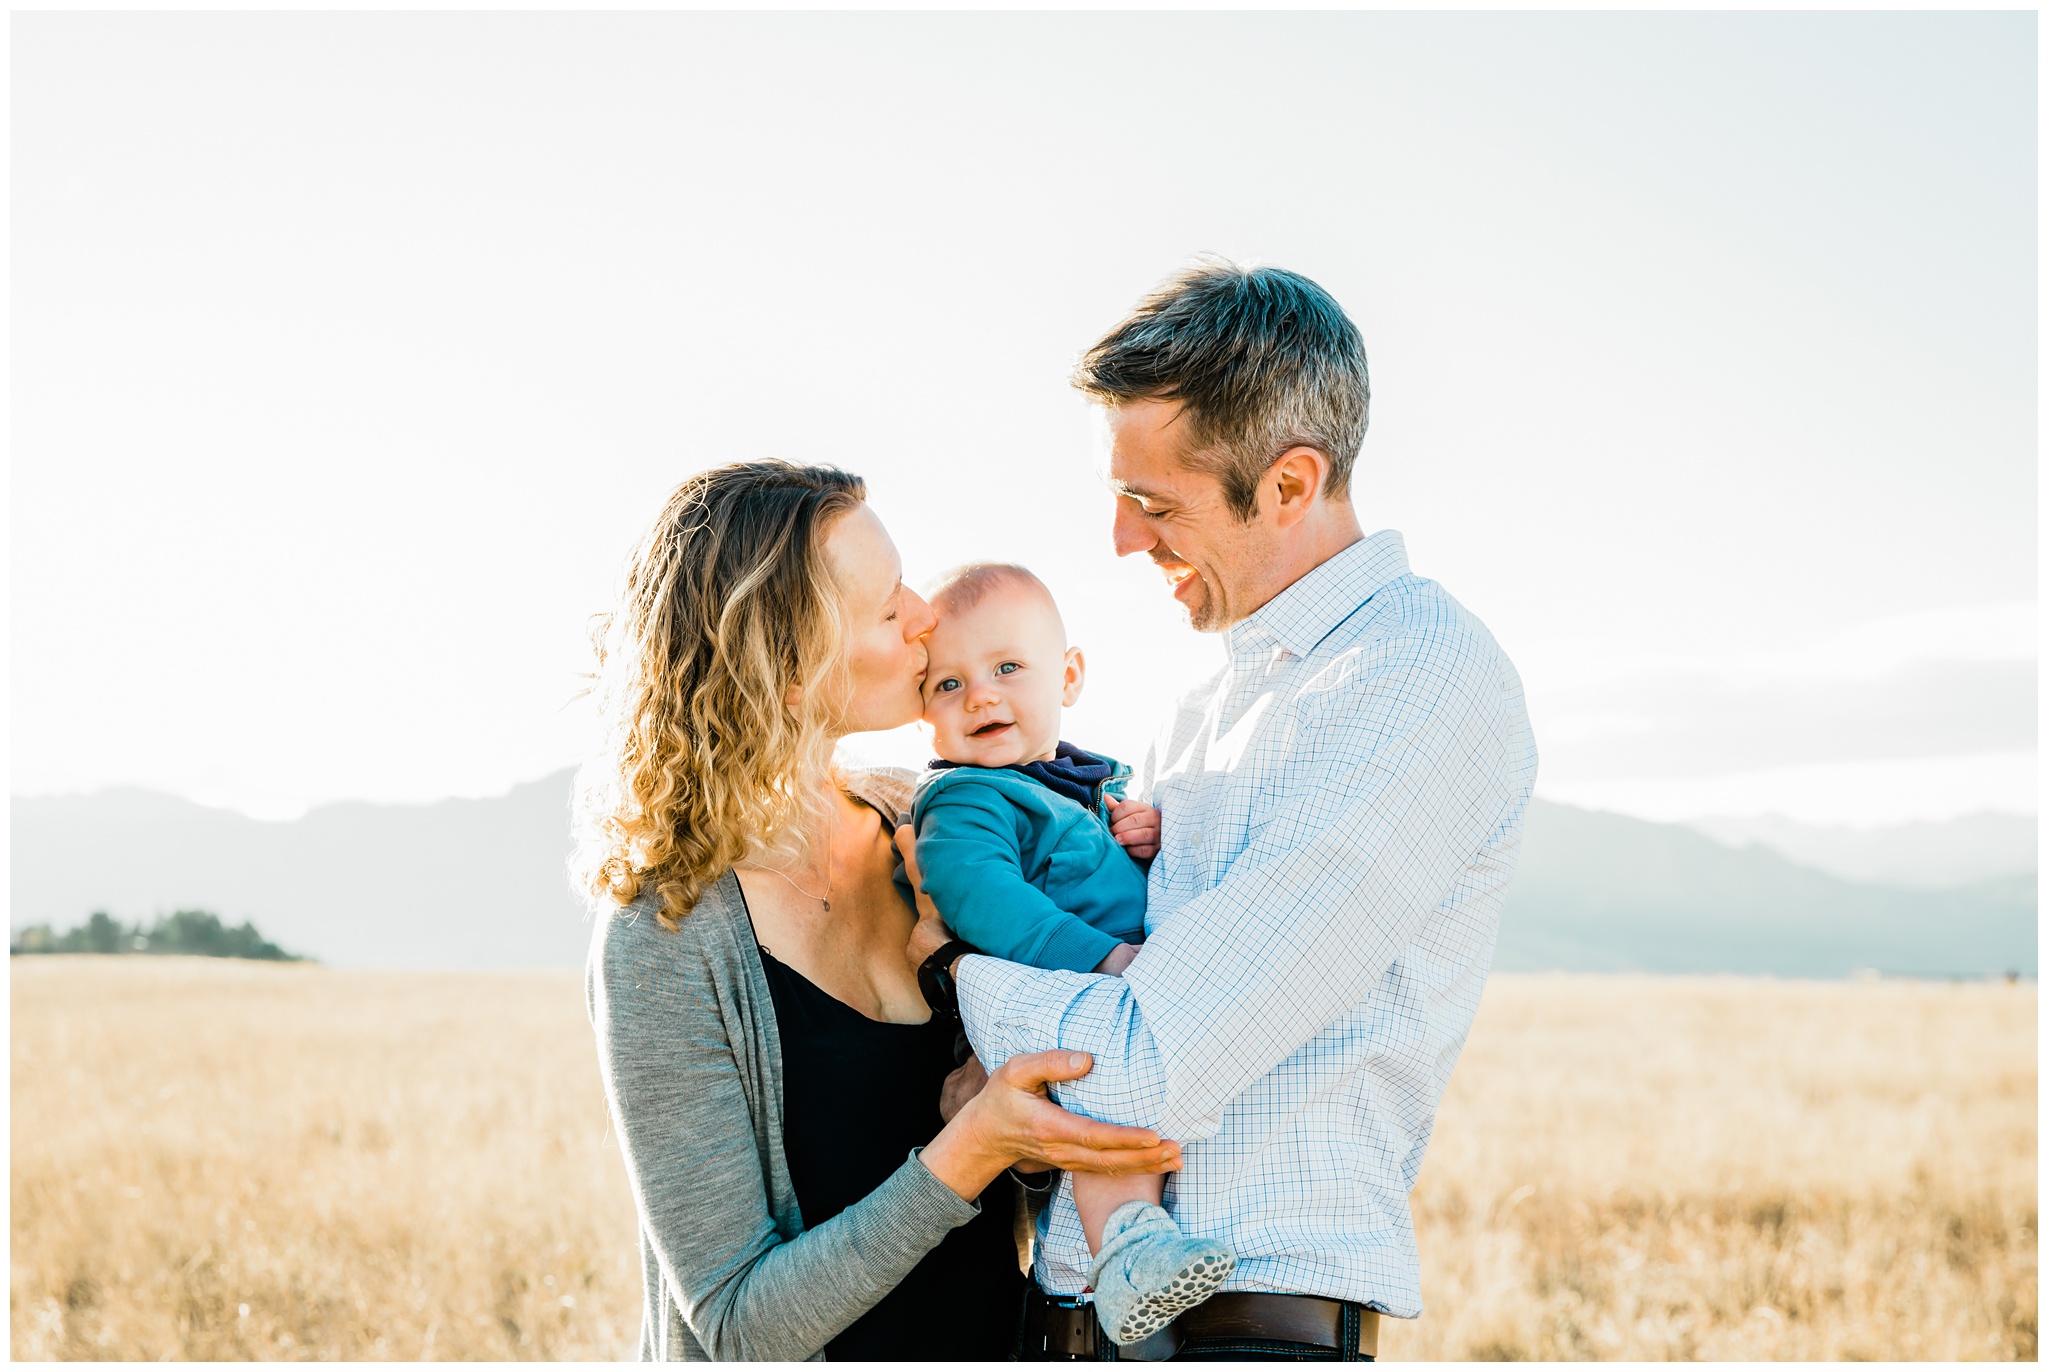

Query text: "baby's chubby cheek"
[923, 708, 963, 756]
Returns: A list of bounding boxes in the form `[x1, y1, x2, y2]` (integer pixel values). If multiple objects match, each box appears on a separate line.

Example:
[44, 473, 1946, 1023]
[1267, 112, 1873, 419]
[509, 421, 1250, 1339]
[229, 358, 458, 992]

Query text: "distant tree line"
[10, 910, 305, 962]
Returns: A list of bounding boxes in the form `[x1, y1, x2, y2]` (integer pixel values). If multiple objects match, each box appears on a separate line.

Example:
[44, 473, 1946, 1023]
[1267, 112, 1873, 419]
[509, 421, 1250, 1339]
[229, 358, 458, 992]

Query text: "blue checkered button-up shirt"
[957, 530, 1538, 1316]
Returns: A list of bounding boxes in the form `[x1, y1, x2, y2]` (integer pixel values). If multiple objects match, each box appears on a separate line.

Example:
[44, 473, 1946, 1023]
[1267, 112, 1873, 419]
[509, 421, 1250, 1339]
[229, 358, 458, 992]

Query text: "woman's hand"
[919, 1049, 1182, 1202]
[896, 824, 958, 972]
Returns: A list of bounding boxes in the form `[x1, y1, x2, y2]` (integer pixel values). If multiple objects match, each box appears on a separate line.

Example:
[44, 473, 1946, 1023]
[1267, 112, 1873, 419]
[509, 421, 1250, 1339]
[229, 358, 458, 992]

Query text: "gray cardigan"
[585, 768, 990, 1362]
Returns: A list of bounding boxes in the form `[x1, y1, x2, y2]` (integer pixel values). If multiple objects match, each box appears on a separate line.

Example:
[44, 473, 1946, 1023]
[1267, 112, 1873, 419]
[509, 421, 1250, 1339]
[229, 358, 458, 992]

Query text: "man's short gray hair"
[1072, 258, 1370, 520]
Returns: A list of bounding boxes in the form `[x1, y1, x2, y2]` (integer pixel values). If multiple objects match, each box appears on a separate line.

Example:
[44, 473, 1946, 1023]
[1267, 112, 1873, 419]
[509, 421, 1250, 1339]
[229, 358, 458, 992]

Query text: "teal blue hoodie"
[903, 755, 1148, 974]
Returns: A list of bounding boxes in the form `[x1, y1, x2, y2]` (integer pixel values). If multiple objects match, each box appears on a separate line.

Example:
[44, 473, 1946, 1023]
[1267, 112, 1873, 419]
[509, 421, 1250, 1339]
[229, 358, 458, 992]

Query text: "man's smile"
[1153, 556, 1204, 606]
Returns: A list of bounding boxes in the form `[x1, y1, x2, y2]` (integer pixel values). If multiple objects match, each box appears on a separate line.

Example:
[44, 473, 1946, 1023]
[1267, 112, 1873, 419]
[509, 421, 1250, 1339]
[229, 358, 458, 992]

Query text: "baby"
[906, 561, 1235, 1346]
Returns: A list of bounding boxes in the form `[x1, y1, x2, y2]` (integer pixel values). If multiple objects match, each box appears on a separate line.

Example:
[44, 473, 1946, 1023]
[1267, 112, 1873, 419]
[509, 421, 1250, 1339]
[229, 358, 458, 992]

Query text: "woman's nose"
[901, 588, 937, 641]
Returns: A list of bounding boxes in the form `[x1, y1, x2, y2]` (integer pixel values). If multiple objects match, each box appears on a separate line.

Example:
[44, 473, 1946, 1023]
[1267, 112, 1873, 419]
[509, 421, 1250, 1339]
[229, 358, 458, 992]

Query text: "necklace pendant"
[821, 898, 831, 911]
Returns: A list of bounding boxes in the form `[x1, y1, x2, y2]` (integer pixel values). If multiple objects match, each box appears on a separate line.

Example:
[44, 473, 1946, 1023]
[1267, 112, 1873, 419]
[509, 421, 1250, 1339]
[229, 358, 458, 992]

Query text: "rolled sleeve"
[956, 955, 1178, 1134]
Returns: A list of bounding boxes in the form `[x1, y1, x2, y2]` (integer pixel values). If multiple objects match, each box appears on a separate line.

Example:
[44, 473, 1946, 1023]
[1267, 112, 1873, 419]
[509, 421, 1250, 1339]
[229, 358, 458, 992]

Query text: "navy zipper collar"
[926, 741, 1117, 811]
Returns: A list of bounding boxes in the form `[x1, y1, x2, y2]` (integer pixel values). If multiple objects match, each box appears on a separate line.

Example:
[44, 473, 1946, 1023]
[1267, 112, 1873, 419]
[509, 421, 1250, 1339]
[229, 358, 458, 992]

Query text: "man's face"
[1105, 399, 1280, 633]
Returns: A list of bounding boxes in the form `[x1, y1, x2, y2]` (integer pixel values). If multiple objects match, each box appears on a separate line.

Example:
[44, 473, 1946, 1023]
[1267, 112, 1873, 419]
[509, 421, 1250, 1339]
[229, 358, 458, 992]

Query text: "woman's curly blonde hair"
[573, 460, 867, 929]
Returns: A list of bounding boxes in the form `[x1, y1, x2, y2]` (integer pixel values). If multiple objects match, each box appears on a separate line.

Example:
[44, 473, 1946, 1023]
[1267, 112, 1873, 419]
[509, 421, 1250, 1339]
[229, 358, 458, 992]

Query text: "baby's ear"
[1062, 646, 1086, 707]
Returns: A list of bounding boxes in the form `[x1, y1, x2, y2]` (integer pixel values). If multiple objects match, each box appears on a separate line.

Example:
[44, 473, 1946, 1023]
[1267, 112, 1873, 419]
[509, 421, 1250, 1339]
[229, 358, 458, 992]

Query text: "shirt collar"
[1225, 529, 1410, 659]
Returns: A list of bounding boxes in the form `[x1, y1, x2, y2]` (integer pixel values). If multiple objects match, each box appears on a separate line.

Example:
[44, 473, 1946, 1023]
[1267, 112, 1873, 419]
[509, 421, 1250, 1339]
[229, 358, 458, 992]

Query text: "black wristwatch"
[917, 940, 979, 1019]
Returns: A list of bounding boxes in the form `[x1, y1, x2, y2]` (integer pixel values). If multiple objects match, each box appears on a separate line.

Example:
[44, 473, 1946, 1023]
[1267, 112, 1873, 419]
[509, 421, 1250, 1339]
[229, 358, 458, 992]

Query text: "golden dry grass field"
[11, 957, 2036, 1361]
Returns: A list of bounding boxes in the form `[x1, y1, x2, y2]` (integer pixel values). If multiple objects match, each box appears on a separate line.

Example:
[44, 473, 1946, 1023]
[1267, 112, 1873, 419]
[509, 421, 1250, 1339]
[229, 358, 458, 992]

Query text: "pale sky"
[13, 12, 2036, 828]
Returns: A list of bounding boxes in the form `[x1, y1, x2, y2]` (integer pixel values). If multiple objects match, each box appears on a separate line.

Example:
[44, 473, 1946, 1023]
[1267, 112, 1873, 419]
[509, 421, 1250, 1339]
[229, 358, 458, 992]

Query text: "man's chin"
[1179, 589, 1223, 633]
[1168, 570, 1225, 633]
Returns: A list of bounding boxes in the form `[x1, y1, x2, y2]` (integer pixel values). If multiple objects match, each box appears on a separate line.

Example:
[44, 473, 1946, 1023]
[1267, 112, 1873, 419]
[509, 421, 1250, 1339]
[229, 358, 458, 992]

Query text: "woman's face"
[824, 503, 935, 736]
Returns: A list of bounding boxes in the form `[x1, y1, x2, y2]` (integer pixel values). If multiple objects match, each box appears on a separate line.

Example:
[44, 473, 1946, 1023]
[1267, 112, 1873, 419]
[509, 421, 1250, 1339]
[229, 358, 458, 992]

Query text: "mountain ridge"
[11, 774, 2036, 976]
[11, 774, 595, 970]
[1502, 802, 2033, 977]
[1686, 810, 2035, 889]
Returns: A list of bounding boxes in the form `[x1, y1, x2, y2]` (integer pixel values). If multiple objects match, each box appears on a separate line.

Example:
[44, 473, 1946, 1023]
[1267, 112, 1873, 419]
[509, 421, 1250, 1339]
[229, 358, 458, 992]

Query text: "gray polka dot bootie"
[1086, 1200, 1236, 1346]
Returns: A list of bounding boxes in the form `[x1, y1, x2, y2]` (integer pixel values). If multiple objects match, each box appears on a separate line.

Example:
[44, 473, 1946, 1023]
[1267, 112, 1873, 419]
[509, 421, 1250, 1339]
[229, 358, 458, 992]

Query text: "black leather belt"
[1019, 1285, 1380, 1361]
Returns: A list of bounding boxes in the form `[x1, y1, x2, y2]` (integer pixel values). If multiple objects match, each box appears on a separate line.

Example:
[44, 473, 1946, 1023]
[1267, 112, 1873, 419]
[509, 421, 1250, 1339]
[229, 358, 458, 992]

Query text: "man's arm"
[959, 645, 1520, 1142]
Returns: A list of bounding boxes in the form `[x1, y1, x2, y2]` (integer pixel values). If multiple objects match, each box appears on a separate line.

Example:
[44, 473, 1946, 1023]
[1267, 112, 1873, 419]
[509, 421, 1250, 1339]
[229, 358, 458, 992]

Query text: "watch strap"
[917, 939, 978, 1018]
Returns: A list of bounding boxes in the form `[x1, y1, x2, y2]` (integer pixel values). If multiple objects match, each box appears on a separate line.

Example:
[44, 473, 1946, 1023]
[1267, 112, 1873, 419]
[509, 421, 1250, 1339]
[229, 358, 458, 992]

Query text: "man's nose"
[1111, 501, 1154, 559]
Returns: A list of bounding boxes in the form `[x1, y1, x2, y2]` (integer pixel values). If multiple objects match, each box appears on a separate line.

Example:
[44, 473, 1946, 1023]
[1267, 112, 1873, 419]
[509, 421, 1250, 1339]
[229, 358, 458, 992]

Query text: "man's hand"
[939, 1052, 988, 1123]
[1107, 799, 1161, 861]
[896, 823, 958, 973]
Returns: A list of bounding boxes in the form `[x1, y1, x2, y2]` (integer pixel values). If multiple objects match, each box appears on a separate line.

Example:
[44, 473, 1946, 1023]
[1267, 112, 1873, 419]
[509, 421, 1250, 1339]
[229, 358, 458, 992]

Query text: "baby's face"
[921, 582, 1082, 769]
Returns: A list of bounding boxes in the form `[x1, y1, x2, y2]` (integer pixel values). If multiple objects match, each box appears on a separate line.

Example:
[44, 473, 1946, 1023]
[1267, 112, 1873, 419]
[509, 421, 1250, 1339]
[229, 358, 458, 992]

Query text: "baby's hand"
[1092, 943, 1140, 976]
[1107, 798, 1160, 861]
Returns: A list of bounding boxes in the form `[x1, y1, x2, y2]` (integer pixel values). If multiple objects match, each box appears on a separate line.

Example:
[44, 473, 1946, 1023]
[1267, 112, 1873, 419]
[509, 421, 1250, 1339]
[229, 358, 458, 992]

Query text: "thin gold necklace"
[770, 803, 834, 911]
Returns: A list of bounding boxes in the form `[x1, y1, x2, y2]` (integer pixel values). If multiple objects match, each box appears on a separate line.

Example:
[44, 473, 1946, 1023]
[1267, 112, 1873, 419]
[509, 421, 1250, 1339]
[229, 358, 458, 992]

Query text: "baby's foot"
[1086, 1200, 1236, 1346]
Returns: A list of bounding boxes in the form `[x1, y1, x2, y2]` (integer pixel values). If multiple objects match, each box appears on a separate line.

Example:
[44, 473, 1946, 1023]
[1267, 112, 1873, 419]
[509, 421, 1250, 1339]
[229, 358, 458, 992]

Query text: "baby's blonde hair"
[925, 562, 1064, 636]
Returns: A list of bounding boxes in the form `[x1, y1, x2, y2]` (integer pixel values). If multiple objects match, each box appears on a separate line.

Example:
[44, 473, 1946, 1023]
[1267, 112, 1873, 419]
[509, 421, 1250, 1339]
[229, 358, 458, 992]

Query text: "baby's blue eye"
[934, 677, 961, 693]
[996, 662, 1021, 676]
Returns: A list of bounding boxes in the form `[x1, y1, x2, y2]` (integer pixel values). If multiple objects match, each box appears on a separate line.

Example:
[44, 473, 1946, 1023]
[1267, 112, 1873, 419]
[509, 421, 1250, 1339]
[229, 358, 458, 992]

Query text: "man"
[913, 260, 1537, 1360]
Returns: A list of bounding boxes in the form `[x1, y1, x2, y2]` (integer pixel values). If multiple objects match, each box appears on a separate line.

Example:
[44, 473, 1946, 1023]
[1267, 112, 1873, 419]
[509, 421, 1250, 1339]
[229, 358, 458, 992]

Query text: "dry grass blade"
[1386, 975, 2037, 1360]
[11, 958, 640, 1360]
[10, 960, 2036, 1360]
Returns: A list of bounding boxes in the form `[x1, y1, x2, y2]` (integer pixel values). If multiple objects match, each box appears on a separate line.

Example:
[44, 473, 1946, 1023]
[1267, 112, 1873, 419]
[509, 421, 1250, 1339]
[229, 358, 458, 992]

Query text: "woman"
[577, 460, 1180, 1361]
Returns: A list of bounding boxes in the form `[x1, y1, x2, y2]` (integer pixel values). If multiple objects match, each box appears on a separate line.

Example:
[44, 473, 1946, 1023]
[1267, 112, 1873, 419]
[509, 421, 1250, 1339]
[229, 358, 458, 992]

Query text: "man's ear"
[1061, 646, 1087, 707]
[1268, 446, 1330, 528]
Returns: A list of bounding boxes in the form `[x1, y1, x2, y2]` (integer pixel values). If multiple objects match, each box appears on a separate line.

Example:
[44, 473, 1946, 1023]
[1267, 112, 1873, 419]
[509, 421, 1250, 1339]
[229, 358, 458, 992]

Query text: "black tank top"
[756, 943, 1023, 1360]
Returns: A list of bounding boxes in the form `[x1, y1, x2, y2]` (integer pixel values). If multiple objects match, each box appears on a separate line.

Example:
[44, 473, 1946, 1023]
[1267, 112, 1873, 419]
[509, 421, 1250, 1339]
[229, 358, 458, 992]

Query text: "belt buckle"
[1027, 1291, 1097, 1359]
[1114, 1322, 1185, 1361]
[1025, 1290, 1185, 1361]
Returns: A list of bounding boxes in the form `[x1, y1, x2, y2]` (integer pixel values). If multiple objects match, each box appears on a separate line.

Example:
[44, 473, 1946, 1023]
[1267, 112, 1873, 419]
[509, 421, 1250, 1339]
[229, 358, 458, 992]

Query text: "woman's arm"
[920, 1048, 1180, 1199]
[593, 928, 970, 1361]
[592, 922, 1179, 1362]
